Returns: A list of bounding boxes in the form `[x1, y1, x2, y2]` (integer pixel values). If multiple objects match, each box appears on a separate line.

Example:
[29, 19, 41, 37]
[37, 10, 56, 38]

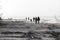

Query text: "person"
[25, 17, 27, 21]
[35, 17, 38, 24]
[37, 17, 40, 24]
[30, 19, 32, 22]
[28, 17, 30, 20]
[33, 17, 35, 22]
[33, 17, 36, 23]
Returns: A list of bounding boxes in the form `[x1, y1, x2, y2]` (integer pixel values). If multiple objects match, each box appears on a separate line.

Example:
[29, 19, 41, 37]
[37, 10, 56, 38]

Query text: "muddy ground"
[0, 21, 60, 40]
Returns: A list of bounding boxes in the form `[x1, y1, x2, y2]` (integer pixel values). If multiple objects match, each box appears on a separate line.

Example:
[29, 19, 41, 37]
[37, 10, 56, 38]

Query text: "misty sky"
[0, 0, 60, 19]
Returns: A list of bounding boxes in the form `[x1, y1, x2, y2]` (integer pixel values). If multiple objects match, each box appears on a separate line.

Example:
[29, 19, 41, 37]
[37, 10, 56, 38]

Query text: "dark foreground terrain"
[0, 21, 60, 40]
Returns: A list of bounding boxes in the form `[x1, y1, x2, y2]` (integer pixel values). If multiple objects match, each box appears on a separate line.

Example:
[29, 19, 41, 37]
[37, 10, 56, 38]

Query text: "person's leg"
[35, 20, 36, 24]
[36, 21, 38, 24]
[37, 20, 39, 24]
[35, 20, 37, 24]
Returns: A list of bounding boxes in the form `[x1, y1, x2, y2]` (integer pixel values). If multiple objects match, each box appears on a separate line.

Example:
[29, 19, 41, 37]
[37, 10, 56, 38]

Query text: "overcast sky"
[0, 0, 60, 19]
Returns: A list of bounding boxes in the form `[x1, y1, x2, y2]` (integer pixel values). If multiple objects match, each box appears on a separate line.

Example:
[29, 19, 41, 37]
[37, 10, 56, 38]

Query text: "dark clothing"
[33, 17, 40, 24]
[30, 19, 32, 22]
[37, 17, 40, 24]
[37, 17, 40, 21]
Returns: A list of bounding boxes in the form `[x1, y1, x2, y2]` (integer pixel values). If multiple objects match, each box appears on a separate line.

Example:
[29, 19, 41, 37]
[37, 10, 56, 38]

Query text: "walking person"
[37, 16, 40, 24]
[33, 17, 37, 24]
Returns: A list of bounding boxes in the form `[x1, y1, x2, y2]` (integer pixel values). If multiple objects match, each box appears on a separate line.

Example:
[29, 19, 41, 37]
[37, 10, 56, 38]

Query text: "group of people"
[26, 16, 40, 24]
[33, 17, 40, 24]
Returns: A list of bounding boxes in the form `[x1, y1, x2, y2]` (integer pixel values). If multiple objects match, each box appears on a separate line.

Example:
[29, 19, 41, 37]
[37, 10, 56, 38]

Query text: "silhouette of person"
[25, 17, 27, 21]
[37, 17, 40, 24]
[28, 17, 30, 20]
[33, 17, 40, 24]
[33, 17, 35, 22]
[33, 17, 37, 24]
[30, 19, 32, 22]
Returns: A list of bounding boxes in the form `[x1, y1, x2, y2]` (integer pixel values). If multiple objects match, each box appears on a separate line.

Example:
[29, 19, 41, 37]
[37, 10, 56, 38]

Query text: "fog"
[0, 0, 60, 19]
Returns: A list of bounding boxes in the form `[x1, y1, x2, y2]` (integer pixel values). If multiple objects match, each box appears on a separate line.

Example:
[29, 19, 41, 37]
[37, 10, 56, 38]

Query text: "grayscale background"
[0, 0, 60, 40]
